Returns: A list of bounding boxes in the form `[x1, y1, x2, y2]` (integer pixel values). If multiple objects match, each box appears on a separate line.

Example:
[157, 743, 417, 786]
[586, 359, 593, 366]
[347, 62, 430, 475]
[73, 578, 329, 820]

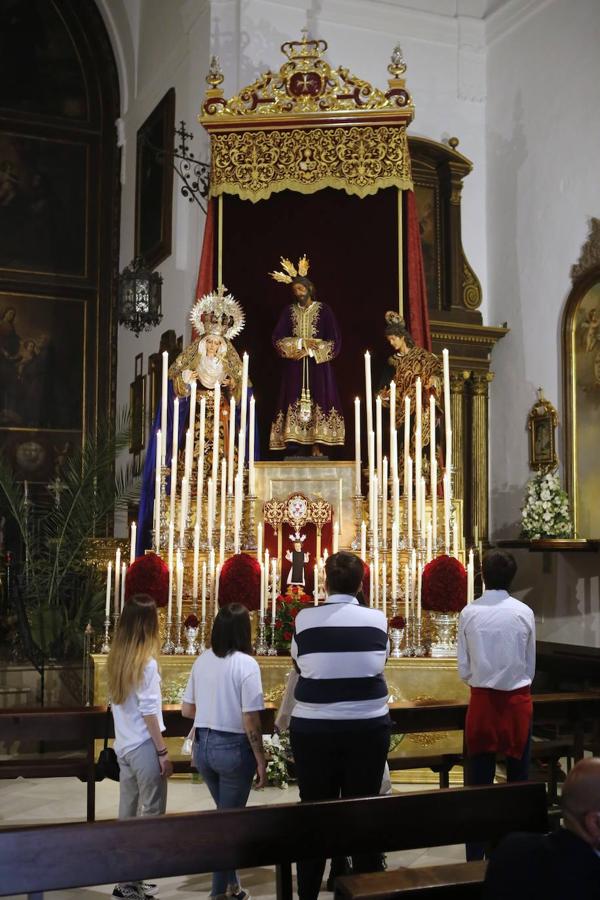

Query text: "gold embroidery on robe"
[269, 400, 345, 449]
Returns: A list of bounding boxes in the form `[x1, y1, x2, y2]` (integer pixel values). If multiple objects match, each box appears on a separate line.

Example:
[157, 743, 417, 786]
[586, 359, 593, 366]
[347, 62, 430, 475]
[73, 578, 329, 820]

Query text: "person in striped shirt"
[290, 551, 390, 899]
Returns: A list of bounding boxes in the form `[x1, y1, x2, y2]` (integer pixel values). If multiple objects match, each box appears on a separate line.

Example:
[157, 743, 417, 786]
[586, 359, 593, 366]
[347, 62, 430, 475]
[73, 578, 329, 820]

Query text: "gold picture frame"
[527, 388, 558, 474]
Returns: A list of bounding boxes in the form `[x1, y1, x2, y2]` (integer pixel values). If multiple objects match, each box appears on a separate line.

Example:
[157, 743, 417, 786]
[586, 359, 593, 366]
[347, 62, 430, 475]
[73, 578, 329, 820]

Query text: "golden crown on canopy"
[190, 285, 245, 340]
[269, 255, 310, 284]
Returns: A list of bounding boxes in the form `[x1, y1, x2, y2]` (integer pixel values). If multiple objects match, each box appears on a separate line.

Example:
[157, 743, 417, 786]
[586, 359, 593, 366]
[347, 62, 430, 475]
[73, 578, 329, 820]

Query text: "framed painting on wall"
[563, 259, 600, 537]
[135, 87, 175, 269]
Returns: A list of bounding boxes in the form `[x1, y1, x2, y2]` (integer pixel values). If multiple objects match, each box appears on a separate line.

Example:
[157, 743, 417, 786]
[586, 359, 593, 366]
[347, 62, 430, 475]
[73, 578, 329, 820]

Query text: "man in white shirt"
[457, 549, 535, 860]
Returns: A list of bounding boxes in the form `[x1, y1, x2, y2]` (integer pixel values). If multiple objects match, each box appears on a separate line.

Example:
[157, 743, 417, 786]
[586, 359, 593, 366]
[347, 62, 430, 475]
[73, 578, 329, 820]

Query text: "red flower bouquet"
[218, 552, 261, 611]
[389, 615, 406, 630]
[422, 555, 467, 613]
[125, 552, 169, 608]
[270, 584, 312, 651]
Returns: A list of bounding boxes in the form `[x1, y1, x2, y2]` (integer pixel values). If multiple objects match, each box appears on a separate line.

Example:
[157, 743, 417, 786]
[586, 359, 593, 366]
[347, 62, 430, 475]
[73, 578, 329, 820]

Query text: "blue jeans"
[194, 728, 257, 897]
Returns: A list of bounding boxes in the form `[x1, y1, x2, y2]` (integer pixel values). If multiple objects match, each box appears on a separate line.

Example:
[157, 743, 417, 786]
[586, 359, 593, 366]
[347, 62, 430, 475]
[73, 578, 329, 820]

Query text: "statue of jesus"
[269, 256, 345, 457]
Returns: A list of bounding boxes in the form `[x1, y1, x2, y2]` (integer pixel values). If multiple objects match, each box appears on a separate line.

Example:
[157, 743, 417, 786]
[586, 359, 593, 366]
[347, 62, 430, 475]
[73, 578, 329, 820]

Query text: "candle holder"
[184, 625, 199, 655]
[350, 494, 364, 551]
[244, 494, 257, 550]
[390, 627, 404, 659]
[267, 620, 278, 656]
[255, 615, 269, 656]
[174, 614, 184, 654]
[100, 615, 111, 654]
[198, 617, 208, 653]
[162, 619, 175, 654]
[225, 493, 235, 550]
[413, 616, 424, 657]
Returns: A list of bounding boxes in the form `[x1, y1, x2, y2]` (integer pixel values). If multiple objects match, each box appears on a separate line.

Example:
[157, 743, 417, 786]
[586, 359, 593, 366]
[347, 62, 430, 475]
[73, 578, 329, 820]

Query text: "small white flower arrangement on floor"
[264, 733, 293, 789]
[521, 470, 573, 539]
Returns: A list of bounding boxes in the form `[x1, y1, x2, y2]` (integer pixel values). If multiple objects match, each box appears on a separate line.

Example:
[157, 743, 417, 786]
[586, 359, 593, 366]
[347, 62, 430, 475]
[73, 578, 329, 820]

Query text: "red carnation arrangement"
[218, 552, 261, 611]
[421, 554, 467, 613]
[125, 552, 169, 608]
[271, 584, 312, 651]
[184, 613, 199, 628]
[389, 615, 406, 630]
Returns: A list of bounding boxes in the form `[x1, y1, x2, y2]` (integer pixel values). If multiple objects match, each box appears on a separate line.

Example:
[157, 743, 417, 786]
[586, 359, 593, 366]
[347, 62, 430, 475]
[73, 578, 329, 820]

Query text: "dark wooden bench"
[0, 782, 547, 900]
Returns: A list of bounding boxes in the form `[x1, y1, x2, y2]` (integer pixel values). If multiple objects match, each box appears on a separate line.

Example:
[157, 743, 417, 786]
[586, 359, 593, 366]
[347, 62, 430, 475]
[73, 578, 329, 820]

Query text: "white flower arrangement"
[263, 733, 293, 789]
[521, 470, 573, 539]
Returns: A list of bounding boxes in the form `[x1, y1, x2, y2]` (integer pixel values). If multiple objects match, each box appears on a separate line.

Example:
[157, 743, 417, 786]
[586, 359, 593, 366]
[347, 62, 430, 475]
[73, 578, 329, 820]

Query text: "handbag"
[95, 705, 120, 782]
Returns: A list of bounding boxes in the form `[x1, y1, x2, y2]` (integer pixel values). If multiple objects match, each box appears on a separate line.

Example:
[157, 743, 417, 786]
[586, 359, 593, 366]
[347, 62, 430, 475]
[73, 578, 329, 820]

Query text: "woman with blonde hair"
[107, 593, 172, 900]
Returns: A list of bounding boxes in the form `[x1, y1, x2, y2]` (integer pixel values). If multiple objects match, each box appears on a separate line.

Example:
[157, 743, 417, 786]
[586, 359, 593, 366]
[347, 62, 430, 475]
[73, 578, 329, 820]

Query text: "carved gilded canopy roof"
[199, 35, 415, 202]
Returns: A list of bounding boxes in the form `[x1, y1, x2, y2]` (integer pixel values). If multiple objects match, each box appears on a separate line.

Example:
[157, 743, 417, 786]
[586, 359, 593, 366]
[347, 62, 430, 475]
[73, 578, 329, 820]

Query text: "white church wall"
[486, 0, 600, 645]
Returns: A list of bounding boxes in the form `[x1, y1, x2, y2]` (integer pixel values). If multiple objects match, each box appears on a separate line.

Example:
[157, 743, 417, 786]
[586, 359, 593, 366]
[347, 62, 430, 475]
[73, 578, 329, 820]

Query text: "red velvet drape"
[404, 189, 432, 351]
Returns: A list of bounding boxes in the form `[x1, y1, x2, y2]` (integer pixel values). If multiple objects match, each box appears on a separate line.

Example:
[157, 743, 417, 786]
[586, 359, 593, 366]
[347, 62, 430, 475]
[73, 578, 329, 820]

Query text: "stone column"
[450, 370, 469, 506]
[469, 372, 494, 542]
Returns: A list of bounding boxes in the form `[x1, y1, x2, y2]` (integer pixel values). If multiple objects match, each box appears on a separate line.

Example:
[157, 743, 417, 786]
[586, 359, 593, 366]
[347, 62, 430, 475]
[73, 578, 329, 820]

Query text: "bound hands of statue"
[221, 373, 233, 388]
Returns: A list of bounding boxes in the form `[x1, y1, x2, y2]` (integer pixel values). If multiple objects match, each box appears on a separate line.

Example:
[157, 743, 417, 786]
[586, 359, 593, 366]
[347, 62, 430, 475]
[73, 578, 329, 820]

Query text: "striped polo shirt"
[290, 594, 390, 732]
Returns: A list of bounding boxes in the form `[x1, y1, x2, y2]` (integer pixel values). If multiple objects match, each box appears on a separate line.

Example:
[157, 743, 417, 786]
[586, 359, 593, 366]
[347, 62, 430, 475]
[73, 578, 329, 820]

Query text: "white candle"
[233, 471, 242, 554]
[382, 561, 387, 619]
[364, 351, 373, 441]
[389, 379, 396, 475]
[361, 520, 367, 561]
[403, 394, 410, 496]
[167, 522, 174, 621]
[220, 457, 227, 528]
[271, 558, 277, 624]
[130, 522, 137, 565]
[183, 427, 193, 483]
[176, 550, 184, 619]
[429, 392, 436, 495]
[257, 521, 263, 565]
[407, 456, 413, 547]
[211, 382, 221, 496]
[442, 348, 452, 476]
[376, 395, 383, 495]
[240, 352, 249, 458]
[189, 379, 197, 435]
[154, 431, 162, 552]
[206, 477, 214, 548]
[382, 456, 388, 548]
[393, 475, 400, 533]
[404, 563, 410, 621]
[391, 521, 398, 600]
[415, 378, 422, 529]
[227, 396, 235, 494]
[373, 548, 379, 608]
[313, 563, 319, 605]
[201, 561, 207, 620]
[259, 562, 265, 617]
[161, 351, 168, 465]
[249, 395, 256, 495]
[192, 523, 200, 601]
[333, 519, 339, 554]
[467, 548, 474, 604]
[371, 474, 378, 539]
[443, 472, 451, 551]
[368, 430, 375, 500]
[114, 547, 121, 616]
[354, 397, 361, 494]
[179, 475, 188, 545]
[391, 429, 398, 485]
[196, 397, 206, 529]
[120, 562, 126, 613]
[104, 562, 112, 617]
[170, 397, 180, 524]
[214, 563, 221, 615]
[237, 427, 245, 478]
[431, 457, 438, 553]
[417, 563, 422, 620]
[264, 549, 270, 612]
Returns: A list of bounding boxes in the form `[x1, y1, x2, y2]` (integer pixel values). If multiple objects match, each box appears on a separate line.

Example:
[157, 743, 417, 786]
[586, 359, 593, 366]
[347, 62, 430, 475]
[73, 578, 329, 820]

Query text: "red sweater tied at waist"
[466, 685, 532, 758]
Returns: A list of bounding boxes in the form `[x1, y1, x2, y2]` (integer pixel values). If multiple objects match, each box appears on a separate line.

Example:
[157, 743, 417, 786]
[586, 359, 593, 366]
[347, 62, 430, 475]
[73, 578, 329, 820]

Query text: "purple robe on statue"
[269, 300, 345, 450]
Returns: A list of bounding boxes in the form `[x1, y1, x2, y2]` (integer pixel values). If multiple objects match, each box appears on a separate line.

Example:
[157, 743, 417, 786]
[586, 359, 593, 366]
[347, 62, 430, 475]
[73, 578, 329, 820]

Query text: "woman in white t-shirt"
[182, 603, 266, 900]
[107, 594, 172, 900]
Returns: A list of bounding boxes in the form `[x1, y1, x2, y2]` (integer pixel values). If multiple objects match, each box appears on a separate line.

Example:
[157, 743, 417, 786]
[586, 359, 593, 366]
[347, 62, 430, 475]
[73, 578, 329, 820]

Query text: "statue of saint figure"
[380, 310, 442, 453]
[285, 531, 310, 587]
[137, 287, 248, 554]
[269, 256, 345, 457]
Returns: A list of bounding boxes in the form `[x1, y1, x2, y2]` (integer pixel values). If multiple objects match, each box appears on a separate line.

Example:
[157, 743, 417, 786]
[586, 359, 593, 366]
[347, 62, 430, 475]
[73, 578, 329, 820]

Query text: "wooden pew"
[0, 782, 547, 900]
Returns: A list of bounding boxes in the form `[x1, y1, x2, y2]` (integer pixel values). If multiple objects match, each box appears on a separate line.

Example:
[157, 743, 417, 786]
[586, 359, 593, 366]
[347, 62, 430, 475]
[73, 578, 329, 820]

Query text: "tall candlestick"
[264, 549, 270, 613]
[259, 562, 265, 618]
[105, 562, 112, 617]
[201, 561, 207, 620]
[233, 471, 242, 554]
[220, 457, 227, 528]
[443, 471, 451, 551]
[442, 348, 452, 475]
[271, 559, 277, 624]
[249, 395, 256, 494]
[371, 474, 378, 538]
[130, 522, 137, 565]
[354, 397, 361, 494]
[206, 477, 214, 548]
[393, 475, 400, 533]
[368, 430, 375, 496]
[154, 430, 162, 551]
[176, 550, 183, 620]
[404, 563, 410, 621]
[189, 379, 197, 434]
[179, 475, 188, 545]
[257, 521, 263, 565]
[211, 382, 220, 498]
[389, 379, 396, 475]
[403, 394, 410, 495]
[192, 523, 200, 601]
[431, 458, 438, 552]
[169, 398, 180, 525]
[407, 456, 413, 547]
[382, 456, 388, 547]
[161, 351, 168, 465]
[167, 522, 174, 621]
[415, 378, 422, 529]
[120, 562, 126, 613]
[376, 395, 383, 495]
[391, 521, 398, 600]
[227, 395, 235, 494]
[360, 520, 367, 561]
[364, 351, 373, 441]
[240, 352, 249, 459]
[114, 547, 121, 616]
[429, 391, 436, 494]
[391, 429, 398, 485]
[467, 548, 474, 604]
[196, 394, 206, 508]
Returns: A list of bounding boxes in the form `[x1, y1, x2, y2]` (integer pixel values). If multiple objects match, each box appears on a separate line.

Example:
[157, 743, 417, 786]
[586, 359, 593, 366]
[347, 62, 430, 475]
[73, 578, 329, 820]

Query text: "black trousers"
[290, 723, 390, 900]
